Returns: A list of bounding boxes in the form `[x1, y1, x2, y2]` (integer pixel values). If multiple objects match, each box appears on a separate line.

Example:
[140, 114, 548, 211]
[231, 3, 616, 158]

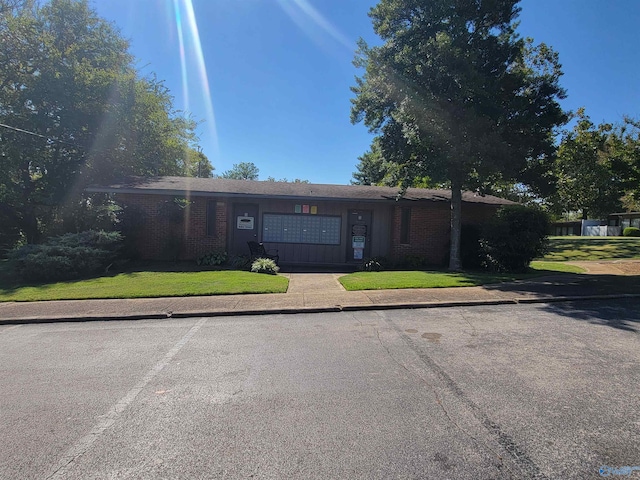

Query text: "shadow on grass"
[545, 237, 640, 261]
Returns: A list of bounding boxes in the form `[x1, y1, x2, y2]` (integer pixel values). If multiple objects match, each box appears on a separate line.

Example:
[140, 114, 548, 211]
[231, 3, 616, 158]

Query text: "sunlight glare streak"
[276, 0, 354, 52]
[171, 0, 220, 237]
[172, 0, 220, 162]
[172, 0, 190, 112]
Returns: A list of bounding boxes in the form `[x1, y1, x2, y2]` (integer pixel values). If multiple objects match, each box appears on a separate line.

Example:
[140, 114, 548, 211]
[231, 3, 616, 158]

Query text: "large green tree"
[219, 162, 260, 180]
[551, 110, 625, 219]
[351, 0, 567, 270]
[612, 117, 640, 212]
[182, 148, 214, 178]
[351, 137, 392, 185]
[0, 0, 204, 244]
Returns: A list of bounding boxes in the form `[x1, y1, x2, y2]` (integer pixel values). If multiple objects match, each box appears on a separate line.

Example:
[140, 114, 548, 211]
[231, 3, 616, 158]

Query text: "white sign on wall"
[352, 236, 365, 248]
[237, 216, 255, 230]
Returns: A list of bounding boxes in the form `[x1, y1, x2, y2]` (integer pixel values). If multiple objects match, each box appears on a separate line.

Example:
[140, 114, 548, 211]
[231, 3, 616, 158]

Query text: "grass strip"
[529, 261, 585, 274]
[0, 270, 289, 302]
[542, 236, 640, 261]
[339, 262, 585, 291]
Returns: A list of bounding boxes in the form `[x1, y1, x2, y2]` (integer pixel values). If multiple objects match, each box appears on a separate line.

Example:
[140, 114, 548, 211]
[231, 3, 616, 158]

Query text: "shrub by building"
[481, 206, 550, 272]
[9, 230, 123, 282]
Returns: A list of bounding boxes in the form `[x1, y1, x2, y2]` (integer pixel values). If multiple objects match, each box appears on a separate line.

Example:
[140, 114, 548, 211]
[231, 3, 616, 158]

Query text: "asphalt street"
[1, 300, 638, 479]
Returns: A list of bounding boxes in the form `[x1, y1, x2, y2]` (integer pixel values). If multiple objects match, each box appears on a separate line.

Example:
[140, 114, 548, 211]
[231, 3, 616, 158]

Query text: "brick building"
[87, 177, 512, 267]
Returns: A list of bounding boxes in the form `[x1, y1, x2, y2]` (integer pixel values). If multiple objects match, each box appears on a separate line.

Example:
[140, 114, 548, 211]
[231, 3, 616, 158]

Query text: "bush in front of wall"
[251, 258, 280, 275]
[623, 227, 640, 237]
[480, 205, 550, 272]
[9, 230, 123, 282]
[197, 251, 228, 266]
[228, 254, 251, 271]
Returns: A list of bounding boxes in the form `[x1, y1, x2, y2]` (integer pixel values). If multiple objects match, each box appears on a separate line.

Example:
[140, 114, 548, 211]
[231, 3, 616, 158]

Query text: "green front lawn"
[339, 261, 585, 291]
[542, 236, 640, 261]
[529, 261, 585, 274]
[0, 270, 289, 302]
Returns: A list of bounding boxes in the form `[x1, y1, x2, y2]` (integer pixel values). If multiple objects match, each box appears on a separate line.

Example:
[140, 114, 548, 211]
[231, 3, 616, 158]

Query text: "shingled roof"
[87, 176, 513, 205]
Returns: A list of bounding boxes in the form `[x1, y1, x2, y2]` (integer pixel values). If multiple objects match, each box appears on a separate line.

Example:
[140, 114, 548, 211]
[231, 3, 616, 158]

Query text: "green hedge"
[623, 227, 640, 237]
[481, 206, 550, 272]
[9, 230, 123, 282]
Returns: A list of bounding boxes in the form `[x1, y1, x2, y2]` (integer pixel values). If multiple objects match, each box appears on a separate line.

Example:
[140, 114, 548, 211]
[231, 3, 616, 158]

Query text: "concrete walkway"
[1, 263, 639, 324]
[567, 260, 640, 275]
[285, 273, 346, 293]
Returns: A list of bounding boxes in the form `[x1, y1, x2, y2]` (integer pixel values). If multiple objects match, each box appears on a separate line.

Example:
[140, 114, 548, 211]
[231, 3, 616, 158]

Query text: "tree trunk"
[22, 210, 40, 244]
[449, 178, 463, 271]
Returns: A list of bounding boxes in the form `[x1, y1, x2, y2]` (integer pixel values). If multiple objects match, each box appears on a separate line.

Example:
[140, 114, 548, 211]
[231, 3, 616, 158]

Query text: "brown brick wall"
[115, 193, 227, 260]
[115, 192, 501, 264]
[390, 202, 500, 266]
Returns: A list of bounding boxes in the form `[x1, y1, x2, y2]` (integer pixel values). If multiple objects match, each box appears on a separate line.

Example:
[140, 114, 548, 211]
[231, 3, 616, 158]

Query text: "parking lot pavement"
[1, 300, 638, 479]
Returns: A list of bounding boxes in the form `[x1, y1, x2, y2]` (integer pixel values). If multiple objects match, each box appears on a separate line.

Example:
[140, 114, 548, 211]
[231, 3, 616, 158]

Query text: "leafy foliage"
[351, 138, 393, 185]
[182, 149, 214, 178]
[219, 162, 259, 180]
[623, 227, 640, 237]
[197, 251, 228, 266]
[8, 230, 123, 281]
[0, 0, 206, 244]
[481, 206, 550, 272]
[548, 110, 640, 219]
[550, 110, 624, 219]
[228, 254, 252, 271]
[265, 177, 310, 183]
[250, 258, 280, 275]
[351, 0, 567, 269]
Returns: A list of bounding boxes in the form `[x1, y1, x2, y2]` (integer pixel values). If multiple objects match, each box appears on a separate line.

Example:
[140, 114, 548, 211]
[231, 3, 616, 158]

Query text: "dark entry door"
[232, 204, 259, 255]
[347, 210, 372, 262]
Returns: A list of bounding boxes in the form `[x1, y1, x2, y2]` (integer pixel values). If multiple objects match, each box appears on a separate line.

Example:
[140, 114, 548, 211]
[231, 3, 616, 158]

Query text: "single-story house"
[609, 212, 640, 230]
[87, 176, 513, 267]
[550, 221, 582, 236]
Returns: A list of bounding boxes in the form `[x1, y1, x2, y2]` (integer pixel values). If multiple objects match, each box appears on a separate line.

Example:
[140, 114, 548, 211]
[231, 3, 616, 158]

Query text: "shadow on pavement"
[538, 298, 640, 333]
[502, 273, 640, 295]
[486, 274, 640, 333]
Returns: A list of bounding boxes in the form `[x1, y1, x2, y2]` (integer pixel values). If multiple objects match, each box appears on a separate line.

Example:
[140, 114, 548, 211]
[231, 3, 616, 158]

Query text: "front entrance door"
[232, 203, 259, 255]
[347, 210, 372, 262]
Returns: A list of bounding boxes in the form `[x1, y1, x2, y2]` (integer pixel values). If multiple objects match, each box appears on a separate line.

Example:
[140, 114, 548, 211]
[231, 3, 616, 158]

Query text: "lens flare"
[173, 0, 191, 112]
[171, 0, 220, 236]
[276, 0, 353, 52]
[172, 0, 219, 161]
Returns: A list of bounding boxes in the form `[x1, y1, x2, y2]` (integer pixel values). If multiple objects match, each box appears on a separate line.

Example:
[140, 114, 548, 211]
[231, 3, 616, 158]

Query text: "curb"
[2, 293, 640, 325]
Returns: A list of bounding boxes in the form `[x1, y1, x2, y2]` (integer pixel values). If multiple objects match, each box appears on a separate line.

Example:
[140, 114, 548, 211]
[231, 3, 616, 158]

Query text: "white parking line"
[46, 317, 208, 479]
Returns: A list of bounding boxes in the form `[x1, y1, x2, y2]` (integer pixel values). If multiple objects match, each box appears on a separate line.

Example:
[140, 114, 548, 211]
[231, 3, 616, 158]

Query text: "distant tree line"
[217, 162, 309, 183]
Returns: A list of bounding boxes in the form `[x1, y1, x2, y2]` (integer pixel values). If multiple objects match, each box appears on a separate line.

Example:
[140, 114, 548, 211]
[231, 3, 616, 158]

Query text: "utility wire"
[0, 122, 84, 148]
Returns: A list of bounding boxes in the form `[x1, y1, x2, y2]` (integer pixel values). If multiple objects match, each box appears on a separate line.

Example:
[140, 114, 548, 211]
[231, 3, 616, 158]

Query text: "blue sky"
[93, 0, 640, 185]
